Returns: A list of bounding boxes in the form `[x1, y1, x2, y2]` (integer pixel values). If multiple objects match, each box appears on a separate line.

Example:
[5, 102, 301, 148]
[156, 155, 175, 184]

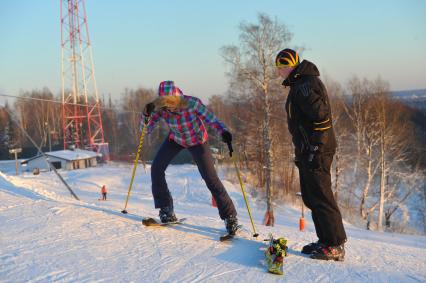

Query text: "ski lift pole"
[227, 142, 259, 238]
[4, 107, 79, 200]
[122, 116, 149, 214]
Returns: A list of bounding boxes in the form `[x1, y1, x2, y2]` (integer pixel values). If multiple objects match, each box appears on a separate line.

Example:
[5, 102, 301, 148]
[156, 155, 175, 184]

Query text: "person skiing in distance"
[141, 81, 239, 235]
[101, 185, 107, 201]
[275, 49, 347, 261]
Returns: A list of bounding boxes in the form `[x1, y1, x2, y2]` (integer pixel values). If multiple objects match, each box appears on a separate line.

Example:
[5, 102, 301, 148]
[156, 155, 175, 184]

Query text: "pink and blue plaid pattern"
[145, 95, 227, 147]
[158, 81, 183, 97]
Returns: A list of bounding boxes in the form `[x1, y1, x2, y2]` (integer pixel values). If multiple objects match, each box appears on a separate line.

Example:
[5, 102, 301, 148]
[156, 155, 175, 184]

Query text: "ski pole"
[227, 142, 259, 238]
[122, 116, 150, 214]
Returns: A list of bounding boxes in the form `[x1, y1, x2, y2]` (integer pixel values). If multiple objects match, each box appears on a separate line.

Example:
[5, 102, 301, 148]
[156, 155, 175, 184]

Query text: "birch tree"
[14, 88, 61, 148]
[344, 77, 380, 217]
[221, 13, 293, 226]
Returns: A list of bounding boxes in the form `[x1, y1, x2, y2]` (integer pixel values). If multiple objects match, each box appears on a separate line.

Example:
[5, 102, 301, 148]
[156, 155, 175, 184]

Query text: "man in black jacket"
[276, 48, 347, 261]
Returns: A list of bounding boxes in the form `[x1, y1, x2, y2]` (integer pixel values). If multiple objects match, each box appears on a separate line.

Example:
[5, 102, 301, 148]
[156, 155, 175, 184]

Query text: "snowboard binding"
[265, 234, 289, 275]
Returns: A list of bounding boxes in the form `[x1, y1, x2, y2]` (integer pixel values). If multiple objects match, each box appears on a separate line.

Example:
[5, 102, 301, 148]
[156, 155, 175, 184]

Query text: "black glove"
[221, 131, 232, 144]
[143, 102, 155, 117]
[294, 155, 301, 168]
[221, 131, 233, 157]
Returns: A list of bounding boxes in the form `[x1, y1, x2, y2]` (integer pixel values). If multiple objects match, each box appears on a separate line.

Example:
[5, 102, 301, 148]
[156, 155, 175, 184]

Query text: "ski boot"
[224, 215, 239, 235]
[310, 244, 345, 261]
[159, 206, 178, 223]
[301, 241, 324, 254]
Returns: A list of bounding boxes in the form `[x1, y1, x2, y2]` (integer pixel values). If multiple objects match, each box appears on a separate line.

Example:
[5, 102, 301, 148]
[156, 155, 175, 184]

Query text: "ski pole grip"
[227, 142, 233, 157]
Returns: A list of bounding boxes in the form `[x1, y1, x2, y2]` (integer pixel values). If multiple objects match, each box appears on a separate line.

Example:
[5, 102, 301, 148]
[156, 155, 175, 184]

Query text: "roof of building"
[21, 149, 99, 164]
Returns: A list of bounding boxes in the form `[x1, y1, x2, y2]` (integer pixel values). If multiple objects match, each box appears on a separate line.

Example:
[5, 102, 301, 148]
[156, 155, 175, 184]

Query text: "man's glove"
[294, 155, 301, 168]
[143, 102, 155, 117]
[221, 131, 232, 144]
[308, 145, 320, 170]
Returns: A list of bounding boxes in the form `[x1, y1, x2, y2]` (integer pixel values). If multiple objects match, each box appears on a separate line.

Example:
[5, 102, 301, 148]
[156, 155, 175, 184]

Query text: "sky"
[0, 0, 425, 103]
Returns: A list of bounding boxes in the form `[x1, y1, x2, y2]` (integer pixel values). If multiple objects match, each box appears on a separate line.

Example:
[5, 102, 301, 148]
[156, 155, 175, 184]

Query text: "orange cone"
[263, 210, 271, 226]
[299, 217, 305, 231]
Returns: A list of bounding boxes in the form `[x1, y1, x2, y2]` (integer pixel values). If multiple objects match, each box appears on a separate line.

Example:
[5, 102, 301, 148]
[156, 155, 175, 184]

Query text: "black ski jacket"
[283, 60, 337, 155]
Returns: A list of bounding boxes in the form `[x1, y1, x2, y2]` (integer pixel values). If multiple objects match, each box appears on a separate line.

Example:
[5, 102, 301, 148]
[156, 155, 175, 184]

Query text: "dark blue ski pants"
[151, 138, 237, 220]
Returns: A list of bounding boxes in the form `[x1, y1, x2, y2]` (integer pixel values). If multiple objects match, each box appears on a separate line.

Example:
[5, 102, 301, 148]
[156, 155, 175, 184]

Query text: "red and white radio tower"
[60, 0, 108, 159]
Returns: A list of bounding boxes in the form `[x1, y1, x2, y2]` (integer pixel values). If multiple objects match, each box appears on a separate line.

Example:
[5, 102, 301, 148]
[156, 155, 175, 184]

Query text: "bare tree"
[375, 80, 389, 230]
[374, 83, 417, 230]
[120, 87, 155, 143]
[324, 77, 347, 202]
[221, 13, 294, 225]
[344, 77, 381, 218]
[101, 94, 120, 157]
[14, 88, 61, 149]
[0, 103, 21, 158]
[384, 165, 424, 231]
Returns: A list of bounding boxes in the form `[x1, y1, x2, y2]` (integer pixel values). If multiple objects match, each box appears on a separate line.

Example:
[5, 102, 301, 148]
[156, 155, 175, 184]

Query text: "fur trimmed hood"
[152, 95, 189, 112]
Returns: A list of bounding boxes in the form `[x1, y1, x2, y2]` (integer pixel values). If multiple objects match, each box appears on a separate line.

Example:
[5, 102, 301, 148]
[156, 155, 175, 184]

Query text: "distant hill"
[391, 89, 426, 112]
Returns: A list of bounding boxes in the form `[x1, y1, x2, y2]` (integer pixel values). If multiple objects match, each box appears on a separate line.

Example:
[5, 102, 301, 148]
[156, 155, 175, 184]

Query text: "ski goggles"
[276, 59, 297, 68]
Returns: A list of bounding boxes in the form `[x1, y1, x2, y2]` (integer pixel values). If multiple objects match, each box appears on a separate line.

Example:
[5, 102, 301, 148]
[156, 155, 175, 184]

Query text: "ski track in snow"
[0, 163, 425, 282]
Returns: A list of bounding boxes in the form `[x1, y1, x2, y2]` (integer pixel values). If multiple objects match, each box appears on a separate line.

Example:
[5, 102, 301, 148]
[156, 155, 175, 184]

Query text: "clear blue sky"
[1, 0, 425, 103]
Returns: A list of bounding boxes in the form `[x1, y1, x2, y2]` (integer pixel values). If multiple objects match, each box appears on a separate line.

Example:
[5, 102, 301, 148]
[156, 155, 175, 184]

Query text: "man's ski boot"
[310, 244, 345, 261]
[301, 241, 324, 254]
[159, 206, 178, 223]
[224, 215, 239, 235]
[265, 236, 288, 275]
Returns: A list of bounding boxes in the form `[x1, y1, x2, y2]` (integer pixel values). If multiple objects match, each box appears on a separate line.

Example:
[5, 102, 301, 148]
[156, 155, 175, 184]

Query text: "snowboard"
[142, 217, 186, 227]
[264, 233, 288, 275]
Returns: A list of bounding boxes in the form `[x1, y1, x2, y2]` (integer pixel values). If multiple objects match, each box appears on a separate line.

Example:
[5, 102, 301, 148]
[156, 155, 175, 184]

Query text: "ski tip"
[268, 269, 284, 276]
[142, 218, 186, 227]
[219, 234, 235, 242]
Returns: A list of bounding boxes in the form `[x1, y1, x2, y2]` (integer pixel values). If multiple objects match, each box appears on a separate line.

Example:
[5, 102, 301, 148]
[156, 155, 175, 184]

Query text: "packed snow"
[1, 162, 425, 282]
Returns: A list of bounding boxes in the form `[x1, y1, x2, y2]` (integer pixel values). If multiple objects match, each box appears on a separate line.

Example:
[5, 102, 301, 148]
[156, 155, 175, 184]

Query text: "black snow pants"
[151, 138, 237, 220]
[297, 152, 347, 246]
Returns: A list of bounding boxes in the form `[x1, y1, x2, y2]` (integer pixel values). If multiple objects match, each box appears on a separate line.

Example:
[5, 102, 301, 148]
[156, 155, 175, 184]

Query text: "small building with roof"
[21, 149, 99, 172]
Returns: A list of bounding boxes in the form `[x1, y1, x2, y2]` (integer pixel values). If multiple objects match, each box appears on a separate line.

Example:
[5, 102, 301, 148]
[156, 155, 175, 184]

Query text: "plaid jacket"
[143, 95, 227, 147]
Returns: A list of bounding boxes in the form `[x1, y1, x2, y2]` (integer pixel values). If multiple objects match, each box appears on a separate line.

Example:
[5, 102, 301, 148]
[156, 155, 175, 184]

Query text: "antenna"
[60, 0, 108, 160]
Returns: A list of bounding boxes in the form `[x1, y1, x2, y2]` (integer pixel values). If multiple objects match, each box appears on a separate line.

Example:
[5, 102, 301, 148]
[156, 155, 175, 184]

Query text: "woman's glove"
[143, 102, 155, 117]
[221, 131, 232, 144]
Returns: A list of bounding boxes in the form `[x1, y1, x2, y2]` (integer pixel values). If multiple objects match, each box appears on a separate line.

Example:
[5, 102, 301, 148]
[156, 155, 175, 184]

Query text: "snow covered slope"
[1, 163, 425, 282]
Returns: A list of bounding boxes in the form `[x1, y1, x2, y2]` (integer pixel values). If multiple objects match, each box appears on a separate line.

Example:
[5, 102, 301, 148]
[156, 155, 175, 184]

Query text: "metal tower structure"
[60, 0, 108, 158]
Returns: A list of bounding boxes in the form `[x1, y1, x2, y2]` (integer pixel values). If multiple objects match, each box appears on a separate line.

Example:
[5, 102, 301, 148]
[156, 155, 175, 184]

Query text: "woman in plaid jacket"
[142, 81, 238, 235]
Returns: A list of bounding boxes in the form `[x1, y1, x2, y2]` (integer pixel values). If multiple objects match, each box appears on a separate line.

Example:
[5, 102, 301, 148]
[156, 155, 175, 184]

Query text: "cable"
[0, 93, 143, 115]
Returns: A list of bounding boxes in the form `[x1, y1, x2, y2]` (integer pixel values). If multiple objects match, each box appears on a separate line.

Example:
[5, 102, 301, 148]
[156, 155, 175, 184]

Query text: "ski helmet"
[275, 49, 299, 68]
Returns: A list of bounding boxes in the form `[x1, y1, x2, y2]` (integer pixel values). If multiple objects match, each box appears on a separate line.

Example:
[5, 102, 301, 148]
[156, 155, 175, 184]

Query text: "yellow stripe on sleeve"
[313, 125, 332, 131]
[314, 118, 330, 125]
